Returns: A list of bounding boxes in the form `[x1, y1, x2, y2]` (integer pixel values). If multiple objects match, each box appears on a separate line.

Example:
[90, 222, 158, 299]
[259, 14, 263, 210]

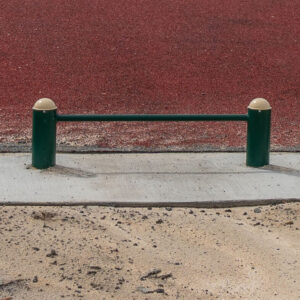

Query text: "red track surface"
[0, 0, 299, 150]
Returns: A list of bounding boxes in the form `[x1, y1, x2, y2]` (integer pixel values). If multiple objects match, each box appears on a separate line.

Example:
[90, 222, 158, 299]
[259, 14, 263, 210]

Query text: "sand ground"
[0, 203, 299, 300]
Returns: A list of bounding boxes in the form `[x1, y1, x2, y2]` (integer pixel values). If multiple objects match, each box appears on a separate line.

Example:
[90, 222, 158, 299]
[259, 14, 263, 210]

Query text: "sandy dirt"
[0, 203, 299, 299]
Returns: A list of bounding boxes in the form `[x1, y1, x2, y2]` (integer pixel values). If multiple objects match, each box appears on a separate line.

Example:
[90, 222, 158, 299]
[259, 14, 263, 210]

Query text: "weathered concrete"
[0, 153, 299, 206]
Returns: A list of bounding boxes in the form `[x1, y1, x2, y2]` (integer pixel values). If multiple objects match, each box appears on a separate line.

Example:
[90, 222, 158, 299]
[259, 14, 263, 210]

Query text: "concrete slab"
[0, 153, 299, 207]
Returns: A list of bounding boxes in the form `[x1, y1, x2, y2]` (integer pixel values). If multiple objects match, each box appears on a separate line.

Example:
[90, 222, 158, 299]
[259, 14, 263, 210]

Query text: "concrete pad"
[0, 153, 299, 207]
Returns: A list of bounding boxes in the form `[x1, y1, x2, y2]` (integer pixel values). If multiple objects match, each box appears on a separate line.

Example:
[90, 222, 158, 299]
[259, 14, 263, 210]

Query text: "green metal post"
[246, 98, 271, 167]
[32, 98, 57, 169]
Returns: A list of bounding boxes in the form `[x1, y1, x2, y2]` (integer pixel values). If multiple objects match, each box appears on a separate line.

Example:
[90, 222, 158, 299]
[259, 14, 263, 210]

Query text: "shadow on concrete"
[262, 164, 300, 177]
[40, 165, 97, 178]
[93, 171, 265, 176]
[30, 163, 300, 178]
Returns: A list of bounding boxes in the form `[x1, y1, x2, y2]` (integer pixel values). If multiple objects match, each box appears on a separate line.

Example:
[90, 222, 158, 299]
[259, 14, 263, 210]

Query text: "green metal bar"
[246, 109, 271, 167]
[32, 109, 57, 169]
[56, 114, 249, 122]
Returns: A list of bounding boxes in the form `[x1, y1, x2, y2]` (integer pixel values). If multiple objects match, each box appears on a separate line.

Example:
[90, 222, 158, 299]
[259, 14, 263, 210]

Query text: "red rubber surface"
[0, 1, 299, 150]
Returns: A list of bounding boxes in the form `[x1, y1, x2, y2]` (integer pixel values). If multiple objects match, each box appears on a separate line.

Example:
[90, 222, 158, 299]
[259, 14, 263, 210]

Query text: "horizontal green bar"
[56, 114, 248, 122]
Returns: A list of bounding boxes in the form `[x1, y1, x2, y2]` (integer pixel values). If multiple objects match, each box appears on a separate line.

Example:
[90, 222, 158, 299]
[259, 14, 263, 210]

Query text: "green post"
[246, 98, 271, 167]
[32, 98, 57, 169]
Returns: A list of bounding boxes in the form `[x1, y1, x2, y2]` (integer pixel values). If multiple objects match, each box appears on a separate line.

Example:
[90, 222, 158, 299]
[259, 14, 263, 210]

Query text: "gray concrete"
[0, 153, 299, 206]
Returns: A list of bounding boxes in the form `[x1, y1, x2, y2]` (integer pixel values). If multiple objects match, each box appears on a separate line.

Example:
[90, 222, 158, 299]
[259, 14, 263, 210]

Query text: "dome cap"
[248, 98, 271, 110]
[33, 98, 57, 111]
